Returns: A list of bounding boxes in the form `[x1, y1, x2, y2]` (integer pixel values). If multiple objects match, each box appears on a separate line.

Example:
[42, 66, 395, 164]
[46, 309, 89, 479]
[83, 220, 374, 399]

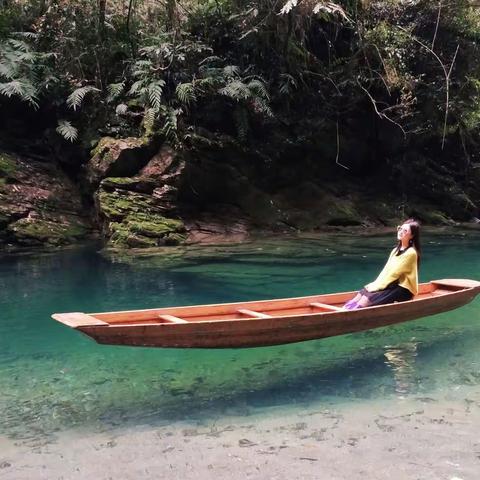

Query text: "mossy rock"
[7, 217, 89, 245]
[101, 176, 139, 187]
[126, 213, 185, 238]
[107, 212, 186, 248]
[408, 208, 454, 226]
[0, 153, 16, 178]
[87, 136, 159, 187]
[100, 176, 156, 194]
[97, 189, 158, 220]
[322, 196, 363, 227]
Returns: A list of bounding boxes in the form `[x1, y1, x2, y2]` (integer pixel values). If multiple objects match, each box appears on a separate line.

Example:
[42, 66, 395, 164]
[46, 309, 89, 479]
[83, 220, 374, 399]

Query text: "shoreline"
[1, 223, 478, 258]
[2, 386, 479, 479]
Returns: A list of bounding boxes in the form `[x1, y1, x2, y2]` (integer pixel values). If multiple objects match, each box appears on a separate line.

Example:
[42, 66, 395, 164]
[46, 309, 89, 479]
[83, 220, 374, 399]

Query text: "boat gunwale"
[82, 279, 480, 328]
[90, 281, 434, 318]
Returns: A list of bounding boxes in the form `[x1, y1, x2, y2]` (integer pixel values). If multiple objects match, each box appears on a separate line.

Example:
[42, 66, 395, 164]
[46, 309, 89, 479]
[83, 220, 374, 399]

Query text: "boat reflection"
[384, 341, 418, 396]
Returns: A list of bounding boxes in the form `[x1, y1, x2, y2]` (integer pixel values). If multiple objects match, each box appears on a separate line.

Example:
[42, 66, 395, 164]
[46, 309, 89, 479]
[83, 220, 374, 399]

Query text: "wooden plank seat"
[310, 302, 343, 312]
[238, 308, 272, 319]
[159, 314, 189, 324]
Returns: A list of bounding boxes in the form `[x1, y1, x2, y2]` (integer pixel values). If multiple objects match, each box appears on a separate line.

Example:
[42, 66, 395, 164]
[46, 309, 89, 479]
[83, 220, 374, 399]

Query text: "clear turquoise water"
[1, 231, 479, 442]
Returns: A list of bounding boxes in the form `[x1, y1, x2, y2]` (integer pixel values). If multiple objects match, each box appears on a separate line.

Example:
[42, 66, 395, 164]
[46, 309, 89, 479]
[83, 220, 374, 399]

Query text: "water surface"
[0, 230, 479, 442]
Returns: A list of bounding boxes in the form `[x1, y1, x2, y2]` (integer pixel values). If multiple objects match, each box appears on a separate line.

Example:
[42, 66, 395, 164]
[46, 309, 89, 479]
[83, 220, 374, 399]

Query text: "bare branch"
[398, 26, 459, 149]
[357, 81, 407, 137]
[432, 0, 442, 50]
[335, 120, 349, 170]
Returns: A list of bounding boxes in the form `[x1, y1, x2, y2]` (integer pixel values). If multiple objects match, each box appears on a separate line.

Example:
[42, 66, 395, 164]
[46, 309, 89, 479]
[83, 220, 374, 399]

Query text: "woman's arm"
[365, 250, 417, 292]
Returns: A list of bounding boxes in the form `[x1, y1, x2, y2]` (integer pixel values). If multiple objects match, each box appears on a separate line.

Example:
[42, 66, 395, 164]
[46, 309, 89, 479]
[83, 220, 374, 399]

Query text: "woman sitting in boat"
[344, 219, 421, 309]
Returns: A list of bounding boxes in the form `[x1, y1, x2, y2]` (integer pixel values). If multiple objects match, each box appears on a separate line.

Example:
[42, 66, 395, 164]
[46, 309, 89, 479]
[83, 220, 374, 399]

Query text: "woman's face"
[397, 223, 413, 242]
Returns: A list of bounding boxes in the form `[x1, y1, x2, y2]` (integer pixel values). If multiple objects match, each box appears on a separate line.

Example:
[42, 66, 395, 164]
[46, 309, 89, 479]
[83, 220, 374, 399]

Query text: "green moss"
[324, 198, 363, 227]
[0, 154, 16, 177]
[106, 211, 186, 248]
[91, 136, 151, 160]
[97, 190, 156, 219]
[126, 212, 184, 235]
[63, 222, 89, 238]
[101, 177, 138, 187]
[90, 137, 116, 159]
[8, 217, 88, 245]
[412, 209, 453, 225]
[165, 232, 188, 245]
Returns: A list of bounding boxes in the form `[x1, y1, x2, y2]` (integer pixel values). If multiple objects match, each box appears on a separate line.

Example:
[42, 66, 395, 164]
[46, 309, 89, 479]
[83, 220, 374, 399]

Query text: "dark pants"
[359, 284, 413, 306]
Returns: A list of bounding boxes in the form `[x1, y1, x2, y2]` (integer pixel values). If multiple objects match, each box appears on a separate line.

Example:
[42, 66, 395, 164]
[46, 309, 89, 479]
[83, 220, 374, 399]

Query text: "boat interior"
[79, 280, 468, 327]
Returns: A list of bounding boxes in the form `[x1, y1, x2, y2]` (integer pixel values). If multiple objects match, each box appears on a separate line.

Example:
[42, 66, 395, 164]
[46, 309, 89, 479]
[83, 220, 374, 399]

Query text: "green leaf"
[223, 65, 240, 78]
[176, 83, 196, 105]
[66, 86, 100, 111]
[56, 120, 78, 142]
[147, 80, 165, 110]
[107, 82, 125, 103]
[280, 0, 298, 15]
[0, 79, 38, 107]
[129, 80, 145, 95]
[248, 79, 269, 100]
[219, 80, 250, 101]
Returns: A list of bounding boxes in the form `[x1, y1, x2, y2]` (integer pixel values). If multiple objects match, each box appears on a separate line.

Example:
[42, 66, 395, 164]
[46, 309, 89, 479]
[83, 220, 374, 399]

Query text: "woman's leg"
[345, 295, 372, 309]
[343, 293, 362, 308]
[355, 295, 371, 308]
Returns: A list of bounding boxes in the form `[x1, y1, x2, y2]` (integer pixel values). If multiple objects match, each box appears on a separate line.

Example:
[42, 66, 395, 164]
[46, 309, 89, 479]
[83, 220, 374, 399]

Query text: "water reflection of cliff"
[384, 342, 418, 396]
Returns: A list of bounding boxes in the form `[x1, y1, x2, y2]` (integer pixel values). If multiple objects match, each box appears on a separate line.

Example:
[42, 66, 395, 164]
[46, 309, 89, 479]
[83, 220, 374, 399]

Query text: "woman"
[344, 219, 421, 309]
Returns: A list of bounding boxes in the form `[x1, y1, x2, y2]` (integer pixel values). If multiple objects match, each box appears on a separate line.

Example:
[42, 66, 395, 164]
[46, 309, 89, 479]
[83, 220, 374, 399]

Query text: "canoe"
[52, 278, 480, 349]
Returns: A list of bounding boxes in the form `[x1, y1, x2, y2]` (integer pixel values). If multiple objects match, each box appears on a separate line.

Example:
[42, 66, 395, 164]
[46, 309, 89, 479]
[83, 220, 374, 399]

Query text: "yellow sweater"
[365, 247, 418, 296]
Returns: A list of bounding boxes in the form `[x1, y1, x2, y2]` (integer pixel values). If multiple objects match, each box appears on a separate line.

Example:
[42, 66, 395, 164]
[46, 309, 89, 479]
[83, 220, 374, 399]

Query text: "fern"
[161, 107, 182, 145]
[147, 80, 165, 109]
[252, 98, 273, 117]
[247, 79, 269, 100]
[8, 39, 30, 53]
[199, 56, 223, 66]
[223, 65, 240, 78]
[133, 60, 153, 77]
[176, 82, 196, 105]
[56, 120, 78, 142]
[129, 80, 145, 95]
[0, 79, 38, 107]
[280, 0, 298, 15]
[14, 32, 38, 40]
[143, 107, 158, 135]
[0, 61, 18, 80]
[279, 73, 297, 95]
[107, 82, 125, 103]
[0, 35, 58, 109]
[67, 86, 100, 111]
[280, 0, 348, 20]
[197, 76, 219, 91]
[313, 2, 348, 20]
[219, 80, 251, 101]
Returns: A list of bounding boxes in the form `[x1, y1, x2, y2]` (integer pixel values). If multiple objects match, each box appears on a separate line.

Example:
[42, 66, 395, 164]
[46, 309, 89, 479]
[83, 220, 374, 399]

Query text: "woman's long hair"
[396, 218, 421, 267]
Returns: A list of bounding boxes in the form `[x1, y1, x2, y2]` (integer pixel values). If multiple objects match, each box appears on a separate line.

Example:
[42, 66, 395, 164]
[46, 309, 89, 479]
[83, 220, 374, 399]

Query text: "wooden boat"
[52, 279, 480, 349]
